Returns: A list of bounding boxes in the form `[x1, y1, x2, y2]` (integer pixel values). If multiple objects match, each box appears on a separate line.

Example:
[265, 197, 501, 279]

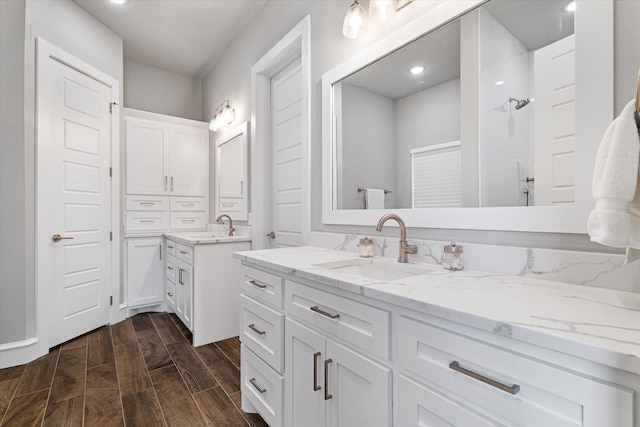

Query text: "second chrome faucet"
[375, 213, 418, 263]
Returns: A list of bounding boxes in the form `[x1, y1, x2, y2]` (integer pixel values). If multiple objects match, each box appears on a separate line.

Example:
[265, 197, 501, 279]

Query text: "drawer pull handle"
[183, 220, 195, 223]
[167, 292, 173, 297]
[324, 359, 333, 400]
[140, 220, 155, 224]
[449, 361, 520, 395]
[310, 306, 340, 319]
[249, 378, 266, 394]
[167, 266, 174, 270]
[248, 324, 266, 335]
[249, 280, 267, 289]
[313, 352, 321, 391]
[179, 250, 188, 255]
[178, 269, 184, 285]
[182, 203, 195, 207]
[222, 203, 234, 207]
[140, 202, 155, 206]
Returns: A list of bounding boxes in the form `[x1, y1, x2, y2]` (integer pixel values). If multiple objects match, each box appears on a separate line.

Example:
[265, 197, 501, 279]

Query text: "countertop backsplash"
[308, 232, 640, 294]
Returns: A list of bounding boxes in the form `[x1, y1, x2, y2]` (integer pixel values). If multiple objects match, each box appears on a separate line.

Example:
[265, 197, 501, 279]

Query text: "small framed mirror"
[215, 121, 249, 221]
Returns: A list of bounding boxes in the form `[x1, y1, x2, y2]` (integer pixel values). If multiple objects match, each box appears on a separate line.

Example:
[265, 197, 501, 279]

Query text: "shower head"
[509, 97, 531, 110]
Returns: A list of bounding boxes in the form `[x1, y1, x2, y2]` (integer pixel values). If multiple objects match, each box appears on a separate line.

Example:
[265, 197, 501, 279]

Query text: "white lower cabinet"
[239, 261, 638, 427]
[174, 259, 193, 330]
[284, 318, 391, 427]
[125, 237, 164, 307]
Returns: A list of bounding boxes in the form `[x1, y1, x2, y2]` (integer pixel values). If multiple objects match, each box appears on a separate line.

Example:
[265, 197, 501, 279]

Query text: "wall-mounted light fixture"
[209, 100, 235, 131]
[343, 0, 368, 39]
[343, 0, 413, 39]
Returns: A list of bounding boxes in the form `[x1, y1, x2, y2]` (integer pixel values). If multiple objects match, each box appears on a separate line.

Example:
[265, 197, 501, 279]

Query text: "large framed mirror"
[322, 0, 613, 233]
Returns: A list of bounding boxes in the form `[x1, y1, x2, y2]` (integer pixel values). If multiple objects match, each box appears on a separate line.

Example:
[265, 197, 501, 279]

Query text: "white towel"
[365, 188, 385, 209]
[587, 99, 640, 261]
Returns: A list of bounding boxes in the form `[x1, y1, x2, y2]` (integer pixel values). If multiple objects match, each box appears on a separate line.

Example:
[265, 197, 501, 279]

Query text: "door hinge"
[110, 296, 113, 306]
[109, 102, 119, 114]
[110, 231, 113, 241]
[109, 167, 113, 177]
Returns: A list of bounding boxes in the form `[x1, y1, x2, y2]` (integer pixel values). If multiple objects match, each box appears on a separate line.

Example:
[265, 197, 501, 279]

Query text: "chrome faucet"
[215, 214, 235, 236]
[375, 213, 418, 263]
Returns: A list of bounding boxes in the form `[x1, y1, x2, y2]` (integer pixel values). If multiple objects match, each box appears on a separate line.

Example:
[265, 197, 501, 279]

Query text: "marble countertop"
[234, 246, 640, 375]
[164, 231, 251, 245]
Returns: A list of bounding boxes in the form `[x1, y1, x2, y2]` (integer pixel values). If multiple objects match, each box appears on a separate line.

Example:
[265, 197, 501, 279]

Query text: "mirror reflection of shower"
[509, 97, 533, 110]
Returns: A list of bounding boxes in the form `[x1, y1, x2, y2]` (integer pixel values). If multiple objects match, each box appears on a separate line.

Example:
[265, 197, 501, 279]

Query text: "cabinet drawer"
[170, 212, 206, 230]
[125, 211, 169, 232]
[285, 280, 390, 360]
[165, 240, 177, 257]
[166, 279, 176, 310]
[125, 195, 169, 211]
[398, 374, 501, 427]
[219, 198, 244, 212]
[241, 265, 284, 309]
[241, 345, 283, 427]
[170, 196, 206, 211]
[165, 255, 176, 283]
[176, 244, 193, 264]
[397, 316, 634, 427]
[240, 295, 284, 373]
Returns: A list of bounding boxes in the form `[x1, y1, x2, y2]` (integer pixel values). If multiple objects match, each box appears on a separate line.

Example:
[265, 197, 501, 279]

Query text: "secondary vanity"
[236, 247, 639, 427]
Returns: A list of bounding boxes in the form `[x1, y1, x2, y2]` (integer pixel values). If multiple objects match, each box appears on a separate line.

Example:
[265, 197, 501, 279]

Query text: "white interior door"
[42, 57, 112, 347]
[269, 58, 303, 248]
[534, 35, 575, 206]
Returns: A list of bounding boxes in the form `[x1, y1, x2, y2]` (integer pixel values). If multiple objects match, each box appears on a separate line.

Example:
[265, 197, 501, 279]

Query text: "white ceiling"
[72, 0, 266, 79]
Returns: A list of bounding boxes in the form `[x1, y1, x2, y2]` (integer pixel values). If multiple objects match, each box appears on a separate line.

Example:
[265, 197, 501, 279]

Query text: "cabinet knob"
[266, 231, 276, 239]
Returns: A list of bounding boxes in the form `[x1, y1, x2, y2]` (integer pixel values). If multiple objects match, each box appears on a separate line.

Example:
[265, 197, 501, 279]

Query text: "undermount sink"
[314, 258, 433, 281]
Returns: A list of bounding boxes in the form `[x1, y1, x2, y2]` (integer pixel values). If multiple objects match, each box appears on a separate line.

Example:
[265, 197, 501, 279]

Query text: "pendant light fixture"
[342, 0, 368, 39]
[369, 0, 397, 22]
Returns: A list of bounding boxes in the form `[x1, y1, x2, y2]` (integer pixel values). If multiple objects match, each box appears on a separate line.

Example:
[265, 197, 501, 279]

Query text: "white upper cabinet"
[126, 118, 169, 195]
[125, 110, 209, 198]
[216, 122, 249, 220]
[169, 124, 208, 197]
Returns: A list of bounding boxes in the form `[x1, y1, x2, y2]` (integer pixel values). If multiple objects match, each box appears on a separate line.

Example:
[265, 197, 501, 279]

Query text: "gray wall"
[0, 0, 27, 345]
[0, 0, 123, 345]
[340, 83, 396, 210]
[124, 59, 203, 121]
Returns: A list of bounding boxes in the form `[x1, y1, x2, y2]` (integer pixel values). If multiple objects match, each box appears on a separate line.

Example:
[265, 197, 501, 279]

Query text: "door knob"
[52, 233, 74, 243]
[266, 231, 276, 239]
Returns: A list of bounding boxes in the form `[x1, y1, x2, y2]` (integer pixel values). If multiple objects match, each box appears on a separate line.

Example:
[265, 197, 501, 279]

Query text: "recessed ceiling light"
[110, 0, 129, 5]
[495, 80, 505, 86]
[563, 1, 576, 12]
[410, 66, 424, 75]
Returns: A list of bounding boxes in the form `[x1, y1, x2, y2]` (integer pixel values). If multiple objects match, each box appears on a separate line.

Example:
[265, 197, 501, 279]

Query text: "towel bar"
[357, 187, 392, 194]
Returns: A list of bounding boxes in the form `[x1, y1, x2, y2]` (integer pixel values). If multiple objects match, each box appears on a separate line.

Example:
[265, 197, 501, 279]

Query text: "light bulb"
[410, 66, 424, 75]
[563, 1, 576, 12]
[343, 0, 367, 39]
[369, 0, 396, 22]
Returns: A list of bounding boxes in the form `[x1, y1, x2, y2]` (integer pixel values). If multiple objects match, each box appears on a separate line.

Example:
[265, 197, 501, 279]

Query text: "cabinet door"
[169, 125, 208, 197]
[126, 118, 169, 195]
[326, 339, 392, 427]
[284, 318, 326, 427]
[126, 238, 164, 307]
[175, 260, 193, 331]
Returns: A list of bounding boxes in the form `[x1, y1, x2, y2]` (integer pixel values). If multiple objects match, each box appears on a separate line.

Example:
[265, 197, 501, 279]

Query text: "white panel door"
[126, 238, 164, 308]
[269, 58, 303, 248]
[126, 118, 169, 195]
[326, 339, 392, 427]
[45, 58, 112, 346]
[285, 318, 326, 427]
[534, 35, 576, 206]
[169, 125, 208, 197]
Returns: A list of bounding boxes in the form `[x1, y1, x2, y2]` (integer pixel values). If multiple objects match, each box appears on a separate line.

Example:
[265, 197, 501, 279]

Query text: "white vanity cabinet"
[237, 255, 639, 427]
[166, 239, 251, 346]
[125, 237, 165, 307]
[285, 317, 391, 427]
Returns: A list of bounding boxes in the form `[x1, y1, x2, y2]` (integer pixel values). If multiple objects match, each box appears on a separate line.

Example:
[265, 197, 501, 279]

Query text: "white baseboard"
[0, 337, 48, 368]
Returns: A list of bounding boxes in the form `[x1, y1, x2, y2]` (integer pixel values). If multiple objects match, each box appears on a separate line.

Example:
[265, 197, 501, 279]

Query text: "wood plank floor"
[0, 313, 268, 427]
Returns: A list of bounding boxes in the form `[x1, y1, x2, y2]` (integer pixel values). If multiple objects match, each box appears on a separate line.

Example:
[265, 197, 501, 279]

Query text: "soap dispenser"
[357, 237, 375, 258]
[441, 242, 464, 270]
